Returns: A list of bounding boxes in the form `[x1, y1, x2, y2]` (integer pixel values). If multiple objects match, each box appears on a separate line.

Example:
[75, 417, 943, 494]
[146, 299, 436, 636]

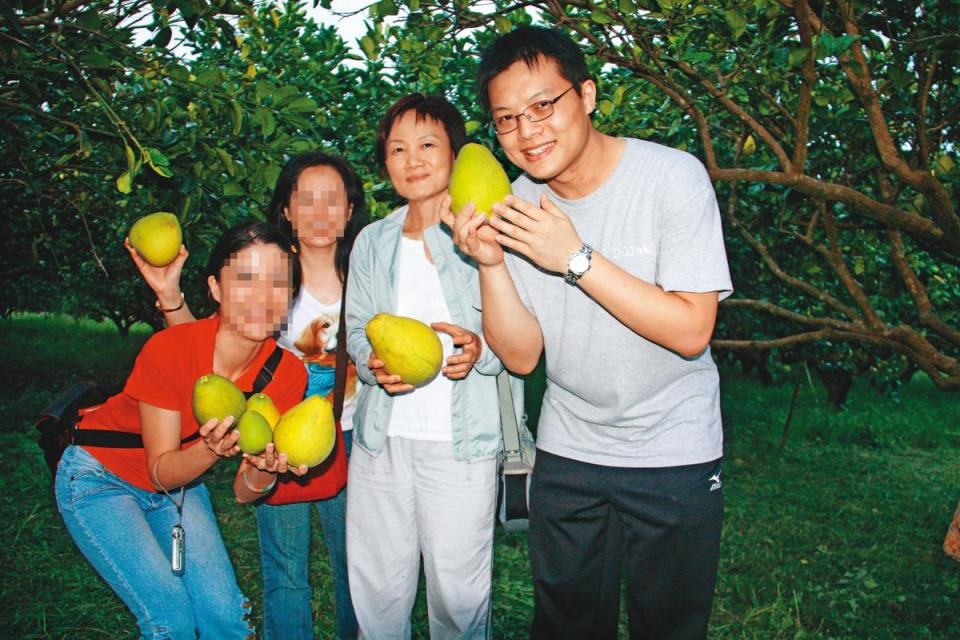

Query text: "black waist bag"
[36, 382, 123, 475]
[36, 346, 282, 476]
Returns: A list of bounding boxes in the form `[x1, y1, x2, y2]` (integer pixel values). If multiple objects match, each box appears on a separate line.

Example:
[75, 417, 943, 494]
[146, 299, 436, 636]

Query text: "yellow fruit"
[366, 313, 443, 387]
[934, 154, 955, 177]
[246, 393, 281, 430]
[236, 410, 272, 454]
[129, 212, 182, 267]
[742, 134, 757, 156]
[273, 396, 336, 468]
[448, 143, 512, 219]
[192, 373, 246, 425]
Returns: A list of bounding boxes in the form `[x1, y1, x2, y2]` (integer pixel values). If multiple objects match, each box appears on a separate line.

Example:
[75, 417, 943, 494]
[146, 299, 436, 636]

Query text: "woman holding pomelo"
[343, 94, 520, 639]
[56, 221, 307, 638]
[129, 152, 368, 640]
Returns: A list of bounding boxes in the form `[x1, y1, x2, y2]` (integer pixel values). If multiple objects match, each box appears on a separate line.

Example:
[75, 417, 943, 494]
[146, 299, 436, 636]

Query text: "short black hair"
[375, 94, 467, 169]
[476, 26, 591, 113]
[266, 151, 369, 286]
[206, 220, 301, 297]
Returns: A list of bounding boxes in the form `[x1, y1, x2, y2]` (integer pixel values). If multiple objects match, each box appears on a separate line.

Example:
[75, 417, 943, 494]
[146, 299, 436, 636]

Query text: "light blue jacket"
[345, 206, 522, 461]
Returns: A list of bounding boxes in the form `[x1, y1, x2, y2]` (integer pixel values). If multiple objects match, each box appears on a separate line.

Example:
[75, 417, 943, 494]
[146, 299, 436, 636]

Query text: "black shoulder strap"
[247, 345, 283, 398]
[76, 344, 283, 449]
[333, 270, 349, 422]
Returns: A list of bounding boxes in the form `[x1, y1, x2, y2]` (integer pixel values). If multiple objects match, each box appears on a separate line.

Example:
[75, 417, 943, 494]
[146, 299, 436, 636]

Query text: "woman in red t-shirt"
[55, 221, 307, 639]
[129, 152, 367, 640]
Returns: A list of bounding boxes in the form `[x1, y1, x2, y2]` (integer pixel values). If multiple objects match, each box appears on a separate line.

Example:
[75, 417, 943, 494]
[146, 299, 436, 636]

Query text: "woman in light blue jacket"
[344, 94, 513, 640]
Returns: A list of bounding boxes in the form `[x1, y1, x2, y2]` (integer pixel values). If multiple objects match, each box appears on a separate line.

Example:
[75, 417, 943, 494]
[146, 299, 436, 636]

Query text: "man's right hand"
[125, 237, 188, 305]
[438, 195, 505, 267]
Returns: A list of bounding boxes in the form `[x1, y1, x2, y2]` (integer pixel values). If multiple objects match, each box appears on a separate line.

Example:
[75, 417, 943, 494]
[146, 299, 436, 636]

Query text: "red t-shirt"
[79, 316, 307, 492]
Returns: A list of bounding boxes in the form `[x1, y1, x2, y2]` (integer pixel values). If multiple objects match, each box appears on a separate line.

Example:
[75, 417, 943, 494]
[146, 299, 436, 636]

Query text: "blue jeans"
[256, 430, 357, 640]
[55, 445, 253, 639]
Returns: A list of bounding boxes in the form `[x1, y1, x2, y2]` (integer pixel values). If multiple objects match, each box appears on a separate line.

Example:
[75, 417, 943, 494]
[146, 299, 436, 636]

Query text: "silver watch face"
[569, 253, 590, 275]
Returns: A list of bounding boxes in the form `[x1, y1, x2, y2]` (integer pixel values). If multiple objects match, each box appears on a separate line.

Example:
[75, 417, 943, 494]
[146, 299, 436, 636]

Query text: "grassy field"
[0, 314, 957, 638]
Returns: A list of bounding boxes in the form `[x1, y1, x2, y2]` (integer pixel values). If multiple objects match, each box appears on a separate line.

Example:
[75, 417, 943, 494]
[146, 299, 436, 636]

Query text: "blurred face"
[285, 165, 352, 249]
[208, 242, 293, 341]
[384, 111, 455, 203]
[488, 57, 596, 182]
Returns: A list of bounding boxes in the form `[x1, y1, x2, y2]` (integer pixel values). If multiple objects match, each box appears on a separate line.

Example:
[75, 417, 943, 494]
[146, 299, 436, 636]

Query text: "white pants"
[346, 436, 498, 640]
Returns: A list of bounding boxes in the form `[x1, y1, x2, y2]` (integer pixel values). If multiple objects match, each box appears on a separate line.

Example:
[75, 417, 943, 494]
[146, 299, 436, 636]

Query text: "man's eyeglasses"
[491, 85, 576, 135]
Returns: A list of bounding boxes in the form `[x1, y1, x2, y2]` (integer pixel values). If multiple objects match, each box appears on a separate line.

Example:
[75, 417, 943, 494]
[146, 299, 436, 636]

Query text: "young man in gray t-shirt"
[441, 26, 732, 639]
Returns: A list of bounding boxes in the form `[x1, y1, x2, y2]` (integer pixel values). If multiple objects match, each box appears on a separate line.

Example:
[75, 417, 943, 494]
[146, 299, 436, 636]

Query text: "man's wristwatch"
[564, 243, 593, 285]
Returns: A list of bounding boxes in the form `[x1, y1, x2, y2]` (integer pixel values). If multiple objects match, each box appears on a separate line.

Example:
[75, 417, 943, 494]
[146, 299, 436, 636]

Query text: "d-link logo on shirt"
[709, 472, 722, 492]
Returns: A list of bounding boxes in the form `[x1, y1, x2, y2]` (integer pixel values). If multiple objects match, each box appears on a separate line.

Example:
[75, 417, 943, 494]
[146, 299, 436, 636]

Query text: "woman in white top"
[344, 94, 508, 639]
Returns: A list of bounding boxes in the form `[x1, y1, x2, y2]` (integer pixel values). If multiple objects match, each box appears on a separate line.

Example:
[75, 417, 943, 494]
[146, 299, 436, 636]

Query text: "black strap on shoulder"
[76, 344, 283, 449]
[333, 271, 349, 423]
[247, 345, 283, 398]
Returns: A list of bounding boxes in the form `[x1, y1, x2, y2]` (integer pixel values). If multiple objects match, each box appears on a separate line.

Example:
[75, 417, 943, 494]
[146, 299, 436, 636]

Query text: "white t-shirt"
[278, 288, 359, 431]
[385, 237, 455, 441]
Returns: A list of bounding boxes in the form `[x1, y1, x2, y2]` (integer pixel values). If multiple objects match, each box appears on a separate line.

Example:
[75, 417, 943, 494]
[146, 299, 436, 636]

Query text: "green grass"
[1, 314, 958, 638]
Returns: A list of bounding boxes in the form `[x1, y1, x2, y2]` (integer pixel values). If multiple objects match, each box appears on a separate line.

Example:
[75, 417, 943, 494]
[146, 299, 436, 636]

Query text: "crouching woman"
[54, 221, 307, 639]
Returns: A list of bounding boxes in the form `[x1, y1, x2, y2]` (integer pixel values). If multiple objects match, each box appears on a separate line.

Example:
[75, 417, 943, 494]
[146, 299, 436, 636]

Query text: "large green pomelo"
[448, 143, 512, 219]
[129, 212, 182, 267]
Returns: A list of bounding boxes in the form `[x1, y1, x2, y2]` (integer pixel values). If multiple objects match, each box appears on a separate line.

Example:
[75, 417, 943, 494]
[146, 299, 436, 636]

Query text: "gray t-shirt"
[506, 138, 733, 468]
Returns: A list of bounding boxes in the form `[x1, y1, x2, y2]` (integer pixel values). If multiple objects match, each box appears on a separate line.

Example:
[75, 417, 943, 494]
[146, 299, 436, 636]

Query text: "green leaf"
[817, 32, 860, 59]
[144, 147, 173, 178]
[612, 85, 626, 106]
[598, 100, 614, 117]
[465, 120, 482, 134]
[215, 148, 235, 176]
[494, 16, 511, 33]
[788, 47, 810, 67]
[854, 256, 865, 275]
[80, 51, 113, 69]
[168, 65, 190, 83]
[223, 182, 244, 196]
[377, 0, 398, 17]
[360, 36, 377, 61]
[252, 108, 277, 137]
[619, 0, 637, 12]
[255, 79, 277, 102]
[230, 100, 243, 136]
[125, 144, 137, 177]
[592, 10, 614, 25]
[116, 171, 132, 193]
[285, 97, 318, 113]
[724, 9, 747, 40]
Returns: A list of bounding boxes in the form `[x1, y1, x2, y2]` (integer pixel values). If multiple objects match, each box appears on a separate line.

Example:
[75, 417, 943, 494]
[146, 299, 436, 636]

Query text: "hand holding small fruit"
[125, 236, 188, 307]
[489, 193, 583, 274]
[368, 350, 415, 394]
[199, 416, 241, 458]
[431, 322, 482, 379]
[242, 443, 308, 476]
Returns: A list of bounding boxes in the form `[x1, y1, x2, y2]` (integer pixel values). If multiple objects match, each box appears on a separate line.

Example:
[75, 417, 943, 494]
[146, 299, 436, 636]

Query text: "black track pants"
[529, 450, 723, 640]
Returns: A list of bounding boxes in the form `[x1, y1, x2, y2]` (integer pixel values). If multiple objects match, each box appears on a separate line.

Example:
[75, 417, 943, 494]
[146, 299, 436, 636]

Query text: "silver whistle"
[171, 524, 185, 574]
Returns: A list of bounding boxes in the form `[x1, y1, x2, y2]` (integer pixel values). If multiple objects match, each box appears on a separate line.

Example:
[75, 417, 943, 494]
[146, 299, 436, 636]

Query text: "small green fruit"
[273, 396, 336, 468]
[129, 212, 182, 267]
[192, 373, 246, 425]
[448, 143, 512, 219]
[246, 393, 281, 430]
[236, 410, 273, 455]
[366, 313, 443, 387]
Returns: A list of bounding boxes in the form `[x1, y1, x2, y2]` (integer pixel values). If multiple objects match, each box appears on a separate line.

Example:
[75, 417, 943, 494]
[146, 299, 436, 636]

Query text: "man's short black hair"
[476, 26, 591, 113]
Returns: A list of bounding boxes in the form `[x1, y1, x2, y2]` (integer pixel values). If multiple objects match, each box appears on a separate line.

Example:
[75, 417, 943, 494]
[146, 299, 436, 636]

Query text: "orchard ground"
[0, 314, 957, 638]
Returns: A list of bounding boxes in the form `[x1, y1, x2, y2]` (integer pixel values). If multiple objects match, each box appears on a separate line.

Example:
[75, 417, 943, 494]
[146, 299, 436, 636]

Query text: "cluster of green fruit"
[192, 374, 336, 468]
